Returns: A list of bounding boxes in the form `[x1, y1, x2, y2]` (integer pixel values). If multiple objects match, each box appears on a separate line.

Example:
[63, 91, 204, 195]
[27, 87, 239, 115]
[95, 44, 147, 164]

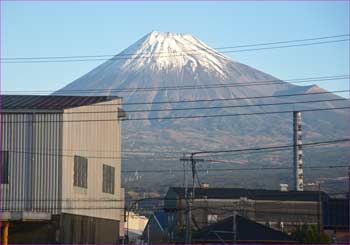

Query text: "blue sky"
[1, 1, 349, 94]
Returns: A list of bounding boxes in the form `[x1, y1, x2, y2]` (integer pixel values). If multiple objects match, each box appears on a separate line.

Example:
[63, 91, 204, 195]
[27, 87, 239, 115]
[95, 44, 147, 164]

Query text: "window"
[74, 156, 88, 188]
[103, 164, 115, 194]
[1, 151, 9, 184]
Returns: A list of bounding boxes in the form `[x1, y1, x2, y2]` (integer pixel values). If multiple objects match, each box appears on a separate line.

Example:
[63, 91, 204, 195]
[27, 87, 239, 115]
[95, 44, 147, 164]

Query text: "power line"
[3, 138, 348, 166]
[24, 88, 346, 108]
[2, 34, 348, 61]
[4, 75, 349, 94]
[2, 37, 349, 64]
[191, 139, 350, 156]
[2, 106, 349, 123]
[127, 106, 350, 121]
[2, 190, 348, 204]
[3, 97, 345, 116]
[5, 135, 348, 161]
[120, 89, 350, 106]
[122, 165, 349, 174]
[125, 98, 348, 113]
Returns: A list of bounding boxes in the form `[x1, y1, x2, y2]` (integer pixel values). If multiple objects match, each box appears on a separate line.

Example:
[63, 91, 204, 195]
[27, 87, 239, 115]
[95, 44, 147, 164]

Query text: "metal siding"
[1, 112, 62, 214]
[61, 99, 123, 221]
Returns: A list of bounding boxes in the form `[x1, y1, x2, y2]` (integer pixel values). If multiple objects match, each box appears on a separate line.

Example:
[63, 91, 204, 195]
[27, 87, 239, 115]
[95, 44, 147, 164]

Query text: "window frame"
[73, 155, 88, 189]
[102, 164, 115, 194]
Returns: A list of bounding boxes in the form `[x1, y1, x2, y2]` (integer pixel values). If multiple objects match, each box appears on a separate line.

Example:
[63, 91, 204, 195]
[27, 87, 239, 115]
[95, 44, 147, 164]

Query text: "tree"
[292, 224, 331, 244]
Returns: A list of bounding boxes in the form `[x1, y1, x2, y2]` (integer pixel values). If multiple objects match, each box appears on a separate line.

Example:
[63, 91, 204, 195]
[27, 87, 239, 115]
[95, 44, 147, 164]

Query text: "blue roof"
[153, 211, 168, 231]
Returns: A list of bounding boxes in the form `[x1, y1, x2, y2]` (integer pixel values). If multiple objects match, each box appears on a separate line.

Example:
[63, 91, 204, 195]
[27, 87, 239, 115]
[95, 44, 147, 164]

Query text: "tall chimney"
[293, 111, 304, 191]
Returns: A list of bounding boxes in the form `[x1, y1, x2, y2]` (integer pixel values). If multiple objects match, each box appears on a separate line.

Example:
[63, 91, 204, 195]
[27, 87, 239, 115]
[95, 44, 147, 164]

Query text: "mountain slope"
[56, 31, 350, 192]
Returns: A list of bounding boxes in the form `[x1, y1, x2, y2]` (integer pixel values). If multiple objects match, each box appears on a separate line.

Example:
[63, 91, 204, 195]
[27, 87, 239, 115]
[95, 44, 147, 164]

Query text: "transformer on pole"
[293, 111, 304, 191]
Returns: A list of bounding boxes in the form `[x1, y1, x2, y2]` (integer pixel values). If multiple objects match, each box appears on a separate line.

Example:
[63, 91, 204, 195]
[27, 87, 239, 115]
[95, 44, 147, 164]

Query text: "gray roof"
[167, 187, 328, 202]
[193, 215, 296, 243]
[1, 95, 121, 110]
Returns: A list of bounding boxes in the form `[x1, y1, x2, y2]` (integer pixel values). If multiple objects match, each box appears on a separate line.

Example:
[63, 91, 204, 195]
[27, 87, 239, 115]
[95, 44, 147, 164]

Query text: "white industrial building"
[0, 95, 125, 243]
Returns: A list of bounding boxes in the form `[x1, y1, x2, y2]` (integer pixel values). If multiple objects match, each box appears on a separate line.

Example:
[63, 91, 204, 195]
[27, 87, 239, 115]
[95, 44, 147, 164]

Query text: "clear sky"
[1, 1, 349, 94]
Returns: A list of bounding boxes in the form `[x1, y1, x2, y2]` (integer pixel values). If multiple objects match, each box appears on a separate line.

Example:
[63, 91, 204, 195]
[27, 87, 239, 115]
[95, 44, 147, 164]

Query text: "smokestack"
[293, 111, 304, 191]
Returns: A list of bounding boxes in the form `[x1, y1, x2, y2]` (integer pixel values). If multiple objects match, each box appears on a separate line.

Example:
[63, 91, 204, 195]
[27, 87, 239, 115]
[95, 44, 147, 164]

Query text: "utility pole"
[232, 210, 237, 244]
[181, 154, 193, 244]
[180, 153, 203, 244]
[348, 166, 350, 245]
[188, 154, 196, 244]
[317, 181, 322, 242]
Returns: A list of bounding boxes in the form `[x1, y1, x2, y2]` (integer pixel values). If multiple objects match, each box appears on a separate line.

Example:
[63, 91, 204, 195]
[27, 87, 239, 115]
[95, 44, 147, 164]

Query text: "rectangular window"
[74, 155, 88, 188]
[1, 151, 9, 184]
[103, 164, 115, 194]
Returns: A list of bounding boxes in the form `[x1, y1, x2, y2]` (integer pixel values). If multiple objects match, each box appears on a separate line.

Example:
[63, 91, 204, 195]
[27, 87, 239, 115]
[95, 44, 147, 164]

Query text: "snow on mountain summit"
[116, 31, 231, 76]
[58, 31, 290, 98]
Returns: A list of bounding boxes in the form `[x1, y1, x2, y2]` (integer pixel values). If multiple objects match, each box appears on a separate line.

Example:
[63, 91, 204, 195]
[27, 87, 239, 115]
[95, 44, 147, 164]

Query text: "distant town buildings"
[0, 95, 126, 243]
[161, 186, 349, 243]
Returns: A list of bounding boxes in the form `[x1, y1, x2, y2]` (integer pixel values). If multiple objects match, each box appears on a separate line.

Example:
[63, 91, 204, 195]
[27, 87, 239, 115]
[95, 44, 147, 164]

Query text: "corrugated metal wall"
[1, 112, 62, 214]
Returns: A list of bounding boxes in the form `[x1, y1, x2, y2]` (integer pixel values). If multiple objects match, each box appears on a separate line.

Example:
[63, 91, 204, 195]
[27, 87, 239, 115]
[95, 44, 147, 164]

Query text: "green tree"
[292, 224, 331, 244]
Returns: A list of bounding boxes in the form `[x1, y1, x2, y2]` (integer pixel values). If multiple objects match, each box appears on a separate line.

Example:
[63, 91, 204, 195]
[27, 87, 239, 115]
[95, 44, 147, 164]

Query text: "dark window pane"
[1, 151, 9, 184]
[103, 164, 115, 194]
[74, 155, 88, 188]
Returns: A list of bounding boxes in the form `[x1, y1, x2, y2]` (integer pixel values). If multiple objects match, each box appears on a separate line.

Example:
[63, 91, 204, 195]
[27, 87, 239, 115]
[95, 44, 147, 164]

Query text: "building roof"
[193, 215, 296, 244]
[324, 198, 349, 230]
[153, 211, 168, 231]
[1, 95, 121, 110]
[167, 187, 328, 202]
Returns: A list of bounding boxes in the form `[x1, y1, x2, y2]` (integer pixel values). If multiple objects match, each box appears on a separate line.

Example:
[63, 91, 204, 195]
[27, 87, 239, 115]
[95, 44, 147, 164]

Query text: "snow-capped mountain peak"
[108, 31, 231, 77]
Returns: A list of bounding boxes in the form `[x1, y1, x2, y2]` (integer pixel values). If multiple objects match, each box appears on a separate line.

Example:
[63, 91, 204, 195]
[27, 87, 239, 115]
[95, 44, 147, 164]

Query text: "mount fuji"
[57, 31, 349, 192]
